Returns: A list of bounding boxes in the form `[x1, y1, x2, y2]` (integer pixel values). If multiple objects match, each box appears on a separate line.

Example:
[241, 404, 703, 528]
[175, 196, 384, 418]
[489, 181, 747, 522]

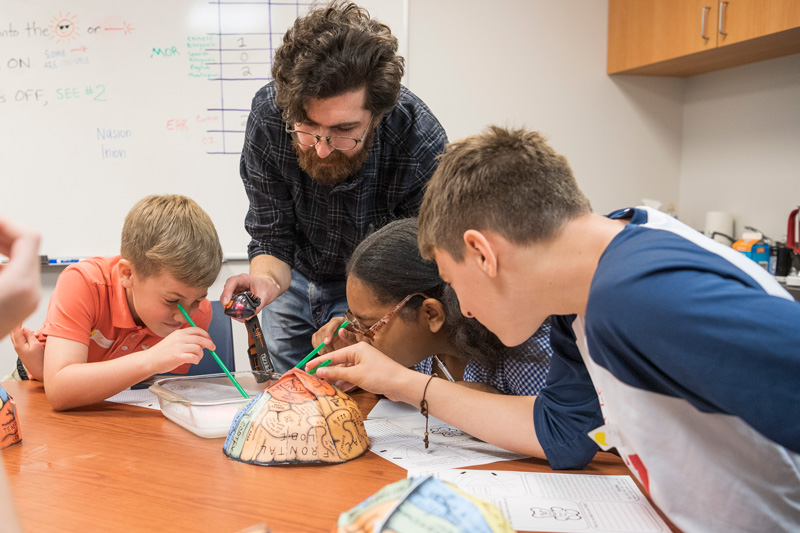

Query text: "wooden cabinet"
[717, 0, 800, 45]
[608, 0, 800, 76]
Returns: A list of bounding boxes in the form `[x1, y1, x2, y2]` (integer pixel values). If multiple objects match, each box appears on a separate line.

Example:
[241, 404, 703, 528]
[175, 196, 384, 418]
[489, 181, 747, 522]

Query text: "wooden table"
[1, 381, 677, 532]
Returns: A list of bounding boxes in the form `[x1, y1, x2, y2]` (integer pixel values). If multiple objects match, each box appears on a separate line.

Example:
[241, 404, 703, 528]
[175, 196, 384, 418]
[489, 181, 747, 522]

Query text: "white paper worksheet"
[105, 388, 160, 410]
[414, 469, 671, 533]
[364, 398, 528, 471]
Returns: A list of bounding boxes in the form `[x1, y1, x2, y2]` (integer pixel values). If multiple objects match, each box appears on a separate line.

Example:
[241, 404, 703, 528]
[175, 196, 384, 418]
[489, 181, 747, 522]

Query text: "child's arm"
[43, 327, 214, 411]
[456, 381, 501, 394]
[310, 343, 544, 458]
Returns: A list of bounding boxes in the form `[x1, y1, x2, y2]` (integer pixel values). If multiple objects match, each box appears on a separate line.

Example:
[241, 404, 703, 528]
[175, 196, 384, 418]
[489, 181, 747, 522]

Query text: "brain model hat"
[223, 368, 369, 465]
[337, 475, 515, 533]
[0, 385, 21, 449]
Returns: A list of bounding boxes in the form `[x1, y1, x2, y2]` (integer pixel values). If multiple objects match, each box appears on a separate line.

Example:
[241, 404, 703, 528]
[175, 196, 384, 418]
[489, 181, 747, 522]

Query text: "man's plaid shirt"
[240, 82, 448, 283]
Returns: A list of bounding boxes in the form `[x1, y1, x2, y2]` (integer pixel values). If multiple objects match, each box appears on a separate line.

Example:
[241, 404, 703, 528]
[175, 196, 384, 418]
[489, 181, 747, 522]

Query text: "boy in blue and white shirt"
[315, 126, 800, 532]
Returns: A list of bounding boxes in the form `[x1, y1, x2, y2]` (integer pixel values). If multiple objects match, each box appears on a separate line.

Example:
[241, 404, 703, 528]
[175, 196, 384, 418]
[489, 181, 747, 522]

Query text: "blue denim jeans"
[261, 269, 348, 372]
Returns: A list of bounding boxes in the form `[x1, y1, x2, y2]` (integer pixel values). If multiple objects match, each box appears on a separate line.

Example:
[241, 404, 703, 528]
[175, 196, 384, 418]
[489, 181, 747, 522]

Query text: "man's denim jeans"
[261, 269, 348, 372]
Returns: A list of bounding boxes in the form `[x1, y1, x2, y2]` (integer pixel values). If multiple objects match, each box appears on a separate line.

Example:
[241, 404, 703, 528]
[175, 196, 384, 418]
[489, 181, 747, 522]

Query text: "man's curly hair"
[272, 1, 405, 124]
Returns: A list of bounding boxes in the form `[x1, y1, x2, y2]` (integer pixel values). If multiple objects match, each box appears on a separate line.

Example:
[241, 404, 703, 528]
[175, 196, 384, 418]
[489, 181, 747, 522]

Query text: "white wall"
[406, 0, 685, 216]
[678, 53, 800, 241]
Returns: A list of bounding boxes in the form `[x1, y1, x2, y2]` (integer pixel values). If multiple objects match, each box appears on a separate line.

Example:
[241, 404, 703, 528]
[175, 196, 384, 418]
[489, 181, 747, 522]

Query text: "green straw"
[177, 303, 249, 399]
[307, 359, 332, 375]
[296, 320, 349, 370]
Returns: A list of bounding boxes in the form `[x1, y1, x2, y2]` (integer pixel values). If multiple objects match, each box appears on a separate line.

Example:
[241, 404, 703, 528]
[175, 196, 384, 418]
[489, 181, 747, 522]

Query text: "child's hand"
[9, 325, 44, 380]
[308, 342, 412, 401]
[311, 316, 356, 356]
[147, 327, 215, 374]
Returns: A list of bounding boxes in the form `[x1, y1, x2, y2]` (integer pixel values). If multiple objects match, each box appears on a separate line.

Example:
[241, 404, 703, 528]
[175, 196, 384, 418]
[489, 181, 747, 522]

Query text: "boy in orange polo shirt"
[10, 194, 223, 410]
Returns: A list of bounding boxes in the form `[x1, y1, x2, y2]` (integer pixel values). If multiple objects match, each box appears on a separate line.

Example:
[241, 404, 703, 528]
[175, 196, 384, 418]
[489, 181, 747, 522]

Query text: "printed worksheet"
[415, 469, 671, 533]
[105, 388, 160, 410]
[364, 399, 528, 471]
[365, 397, 419, 419]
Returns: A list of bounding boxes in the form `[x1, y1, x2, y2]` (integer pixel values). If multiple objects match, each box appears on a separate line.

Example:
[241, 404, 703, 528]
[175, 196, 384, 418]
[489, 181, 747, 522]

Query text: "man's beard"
[294, 129, 374, 186]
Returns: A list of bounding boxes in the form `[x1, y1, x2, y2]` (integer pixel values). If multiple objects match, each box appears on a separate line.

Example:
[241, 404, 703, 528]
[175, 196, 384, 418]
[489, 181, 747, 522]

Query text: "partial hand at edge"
[0, 216, 41, 338]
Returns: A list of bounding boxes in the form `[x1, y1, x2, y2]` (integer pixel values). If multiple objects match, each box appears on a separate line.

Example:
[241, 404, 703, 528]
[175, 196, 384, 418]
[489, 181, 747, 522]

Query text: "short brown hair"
[272, 1, 404, 124]
[120, 195, 223, 288]
[418, 126, 592, 261]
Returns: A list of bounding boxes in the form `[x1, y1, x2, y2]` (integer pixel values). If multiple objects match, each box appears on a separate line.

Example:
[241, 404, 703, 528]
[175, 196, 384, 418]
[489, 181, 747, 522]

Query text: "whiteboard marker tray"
[149, 371, 279, 438]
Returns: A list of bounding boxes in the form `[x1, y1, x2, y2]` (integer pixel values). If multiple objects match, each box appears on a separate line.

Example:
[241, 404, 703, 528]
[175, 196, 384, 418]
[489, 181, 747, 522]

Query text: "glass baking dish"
[149, 371, 280, 438]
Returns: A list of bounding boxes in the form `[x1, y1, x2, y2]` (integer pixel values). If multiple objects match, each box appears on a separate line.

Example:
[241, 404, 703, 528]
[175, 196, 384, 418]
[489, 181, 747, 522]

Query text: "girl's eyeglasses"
[344, 292, 429, 340]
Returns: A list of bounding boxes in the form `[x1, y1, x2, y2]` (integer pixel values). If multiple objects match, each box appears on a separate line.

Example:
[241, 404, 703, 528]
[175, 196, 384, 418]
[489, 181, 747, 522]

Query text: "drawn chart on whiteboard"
[202, 0, 406, 156]
[204, 1, 311, 156]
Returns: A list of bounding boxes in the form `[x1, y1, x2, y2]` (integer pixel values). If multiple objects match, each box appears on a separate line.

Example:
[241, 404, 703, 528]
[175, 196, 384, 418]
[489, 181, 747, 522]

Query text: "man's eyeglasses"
[286, 115, 374, 151]
[345, 293, 428, 340]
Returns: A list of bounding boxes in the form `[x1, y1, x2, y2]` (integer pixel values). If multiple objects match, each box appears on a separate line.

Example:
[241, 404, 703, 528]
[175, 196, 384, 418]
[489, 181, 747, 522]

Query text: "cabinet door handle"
[718, 1, 729, 36]
[701, 6, 711, 40]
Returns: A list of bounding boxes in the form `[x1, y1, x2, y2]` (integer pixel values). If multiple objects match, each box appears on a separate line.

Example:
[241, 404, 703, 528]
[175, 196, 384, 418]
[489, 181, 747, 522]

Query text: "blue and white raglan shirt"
[537, 206, 800, 532]
[414, 319, 553, 396]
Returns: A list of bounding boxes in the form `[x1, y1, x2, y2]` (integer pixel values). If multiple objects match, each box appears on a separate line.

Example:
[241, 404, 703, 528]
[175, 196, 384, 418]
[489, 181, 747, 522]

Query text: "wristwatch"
[16, 357, 29, 380]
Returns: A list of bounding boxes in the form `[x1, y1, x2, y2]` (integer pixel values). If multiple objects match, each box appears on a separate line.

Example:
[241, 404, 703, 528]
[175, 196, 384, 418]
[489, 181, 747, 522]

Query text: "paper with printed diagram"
[413, 469, 671, 533]
[364, 398, 528, 471]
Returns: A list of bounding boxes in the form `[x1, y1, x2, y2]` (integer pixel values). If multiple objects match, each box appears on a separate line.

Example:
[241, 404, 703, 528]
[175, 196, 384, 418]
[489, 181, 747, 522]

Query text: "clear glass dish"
[149, 371, 280, 438]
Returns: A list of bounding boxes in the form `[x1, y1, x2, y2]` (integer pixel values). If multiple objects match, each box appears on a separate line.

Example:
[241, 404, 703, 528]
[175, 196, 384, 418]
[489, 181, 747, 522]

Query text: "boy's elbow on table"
[45, 388, 77, 412]
[544, 439, 600, 471]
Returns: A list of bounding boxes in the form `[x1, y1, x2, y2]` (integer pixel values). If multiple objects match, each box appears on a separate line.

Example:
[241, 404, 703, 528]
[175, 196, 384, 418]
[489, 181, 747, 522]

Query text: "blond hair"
[120, 195, 223, 288]
[418, 126, 592, 262]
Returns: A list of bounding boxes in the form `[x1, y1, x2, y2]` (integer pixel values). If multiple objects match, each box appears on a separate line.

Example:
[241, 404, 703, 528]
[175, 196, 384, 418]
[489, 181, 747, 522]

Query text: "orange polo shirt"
[37, 256, 212, 373]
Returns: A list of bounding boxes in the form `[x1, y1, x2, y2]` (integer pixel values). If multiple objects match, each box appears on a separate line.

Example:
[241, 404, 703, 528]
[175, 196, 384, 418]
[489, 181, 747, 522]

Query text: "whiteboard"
[0, 0, 406, 259]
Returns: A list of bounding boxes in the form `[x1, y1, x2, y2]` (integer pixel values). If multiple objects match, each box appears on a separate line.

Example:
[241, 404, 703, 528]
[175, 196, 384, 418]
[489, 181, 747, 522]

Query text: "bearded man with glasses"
[221, 1, 447, 372]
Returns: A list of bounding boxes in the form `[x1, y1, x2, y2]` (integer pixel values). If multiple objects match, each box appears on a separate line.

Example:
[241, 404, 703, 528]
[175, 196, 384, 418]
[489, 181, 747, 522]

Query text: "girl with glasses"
[310, 218, 551, 395]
